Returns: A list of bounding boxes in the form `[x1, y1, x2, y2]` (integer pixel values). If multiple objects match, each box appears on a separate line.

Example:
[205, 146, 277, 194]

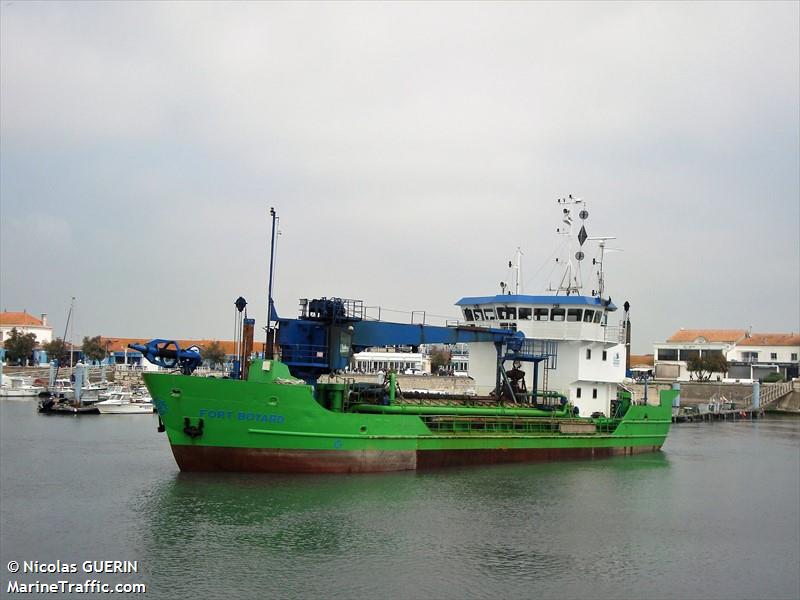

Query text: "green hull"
[144, 360, 675, 473]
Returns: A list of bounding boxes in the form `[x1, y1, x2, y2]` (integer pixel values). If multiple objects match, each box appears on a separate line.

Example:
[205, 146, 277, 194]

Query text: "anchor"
[183, 417, 204, 439]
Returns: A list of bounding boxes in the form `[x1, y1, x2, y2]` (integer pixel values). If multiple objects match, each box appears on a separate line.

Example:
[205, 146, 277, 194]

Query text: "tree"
[686, 354, 729, 381]
[429, 346, 452, 375]
[763, 372, 784, 383]
[4, 328, 37, 365]
[81, 336, 107, 363]
[202, 341, 227, 369]
[43, 338, 70, 365]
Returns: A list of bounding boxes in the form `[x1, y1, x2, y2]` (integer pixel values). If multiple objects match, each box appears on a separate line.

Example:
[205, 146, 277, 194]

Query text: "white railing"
[740, 381, 794, 408]
[759, 381, 794, 407]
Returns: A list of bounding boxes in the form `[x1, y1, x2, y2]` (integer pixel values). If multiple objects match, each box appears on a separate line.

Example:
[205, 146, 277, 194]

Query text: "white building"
[0, 311, 54, 345]
[727, 333, 800, 381]
[654, 329, 799, 381]
[351, 350, 429, 374]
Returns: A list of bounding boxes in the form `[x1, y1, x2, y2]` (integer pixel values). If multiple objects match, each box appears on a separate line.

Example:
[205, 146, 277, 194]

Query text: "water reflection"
[134, 454, 674, 598]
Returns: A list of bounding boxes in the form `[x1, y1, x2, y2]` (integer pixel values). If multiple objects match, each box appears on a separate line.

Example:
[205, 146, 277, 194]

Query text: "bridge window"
[576, 387, 582, 398]
[473, 309, 484, 320]
[567, 308, 582, 322]
[586, 348, 592, 359]
[593, 388, 598, 399]
[602, 350, 607, 361]
[594, 311, 602, 323]
[505, 307, 516, 319]
[792, 353, 798, 361]
[463, 308, 474, 321]
[551, 308, 565, 322]
[770, 353, 777, 360]
[483, 308, 496, 320]
[534, 308, 549, 321]
[583, 310, 594, 322]
[518, 307, 532, 320]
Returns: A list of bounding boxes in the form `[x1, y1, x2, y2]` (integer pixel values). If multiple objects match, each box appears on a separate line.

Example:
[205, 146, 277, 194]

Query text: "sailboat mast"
[52, 297, 74, 383]
[266, 207, 277, 358]
[69, 298, 75, 368]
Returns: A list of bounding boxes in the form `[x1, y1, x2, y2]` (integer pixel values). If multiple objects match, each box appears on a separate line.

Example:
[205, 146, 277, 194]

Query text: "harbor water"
[1, 399, 798, 599]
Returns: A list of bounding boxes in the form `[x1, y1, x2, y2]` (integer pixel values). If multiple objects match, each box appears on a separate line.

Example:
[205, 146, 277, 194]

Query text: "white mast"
[69, 297, 76, 368]
[551, 195, 588, 296]
[513, 247, 523, 295]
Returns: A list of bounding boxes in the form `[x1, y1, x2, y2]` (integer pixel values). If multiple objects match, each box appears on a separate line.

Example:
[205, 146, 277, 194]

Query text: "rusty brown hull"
[171, 444, 663, 474]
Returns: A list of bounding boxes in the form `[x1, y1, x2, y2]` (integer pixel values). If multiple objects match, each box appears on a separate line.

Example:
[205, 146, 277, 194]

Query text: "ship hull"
[144, 368, 675, 474]
[171, 443, 662, 473]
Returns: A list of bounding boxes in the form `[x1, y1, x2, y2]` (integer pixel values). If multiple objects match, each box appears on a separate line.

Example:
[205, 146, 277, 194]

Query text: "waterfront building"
[654, 329, 799, 381]
[727, 333, 800, 381]
[350, 349, 428, 374]
[0, 311, 54, 364]
[0, 311, 53, 345]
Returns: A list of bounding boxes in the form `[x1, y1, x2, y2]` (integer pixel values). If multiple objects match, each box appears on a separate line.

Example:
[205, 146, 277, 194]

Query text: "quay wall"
[679, 382, 755, 404]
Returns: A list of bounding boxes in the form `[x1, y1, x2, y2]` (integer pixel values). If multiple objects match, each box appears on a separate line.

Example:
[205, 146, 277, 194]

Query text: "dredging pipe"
[350, 404, 572, 418]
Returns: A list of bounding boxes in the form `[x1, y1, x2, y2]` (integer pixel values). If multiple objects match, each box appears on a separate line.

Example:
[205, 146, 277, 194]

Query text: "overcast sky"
[1, 1, 798, 354]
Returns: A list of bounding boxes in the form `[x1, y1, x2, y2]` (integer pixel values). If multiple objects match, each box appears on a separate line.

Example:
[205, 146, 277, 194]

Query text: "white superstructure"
[455, 197, 629, 417]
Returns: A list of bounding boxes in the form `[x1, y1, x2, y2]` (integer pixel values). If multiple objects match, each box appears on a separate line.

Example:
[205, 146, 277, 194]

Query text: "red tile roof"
[666, 329, 748, 343]
[0, 311, 44, 327]
[99, 337, 268, 355]
[738, 333, 800, 347]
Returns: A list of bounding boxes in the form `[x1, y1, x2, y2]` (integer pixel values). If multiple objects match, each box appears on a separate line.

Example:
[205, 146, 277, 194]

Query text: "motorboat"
[96, 391, 154, 414]
[0, 375, 44, 398]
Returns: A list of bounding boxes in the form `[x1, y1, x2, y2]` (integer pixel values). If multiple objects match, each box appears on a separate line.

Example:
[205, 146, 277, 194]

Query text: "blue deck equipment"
[128, 340, 202, 375]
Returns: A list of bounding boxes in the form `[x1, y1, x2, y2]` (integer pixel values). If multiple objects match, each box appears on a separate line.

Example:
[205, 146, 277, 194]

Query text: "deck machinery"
[274, 297, 559, 407]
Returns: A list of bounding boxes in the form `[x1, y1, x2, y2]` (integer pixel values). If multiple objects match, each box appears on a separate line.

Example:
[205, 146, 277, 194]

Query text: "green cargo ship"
[137, 200, 673, 473]
[143, 359, 674, 473]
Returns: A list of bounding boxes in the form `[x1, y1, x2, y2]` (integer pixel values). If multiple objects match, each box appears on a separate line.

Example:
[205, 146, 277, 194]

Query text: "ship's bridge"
[455, 294, 624, 345]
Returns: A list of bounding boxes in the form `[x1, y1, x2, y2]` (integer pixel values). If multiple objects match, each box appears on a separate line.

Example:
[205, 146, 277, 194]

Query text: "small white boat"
[44, 379, 107, 404]
[96, 391, 154, 414]
[0, 375, 44, 398]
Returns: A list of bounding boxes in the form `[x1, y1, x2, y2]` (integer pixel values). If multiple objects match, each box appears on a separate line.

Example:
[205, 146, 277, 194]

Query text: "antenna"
[587, 236, 622, 299]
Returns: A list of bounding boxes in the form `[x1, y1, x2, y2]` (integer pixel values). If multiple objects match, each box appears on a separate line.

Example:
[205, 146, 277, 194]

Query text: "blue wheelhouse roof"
[455, 294, 617, 311]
